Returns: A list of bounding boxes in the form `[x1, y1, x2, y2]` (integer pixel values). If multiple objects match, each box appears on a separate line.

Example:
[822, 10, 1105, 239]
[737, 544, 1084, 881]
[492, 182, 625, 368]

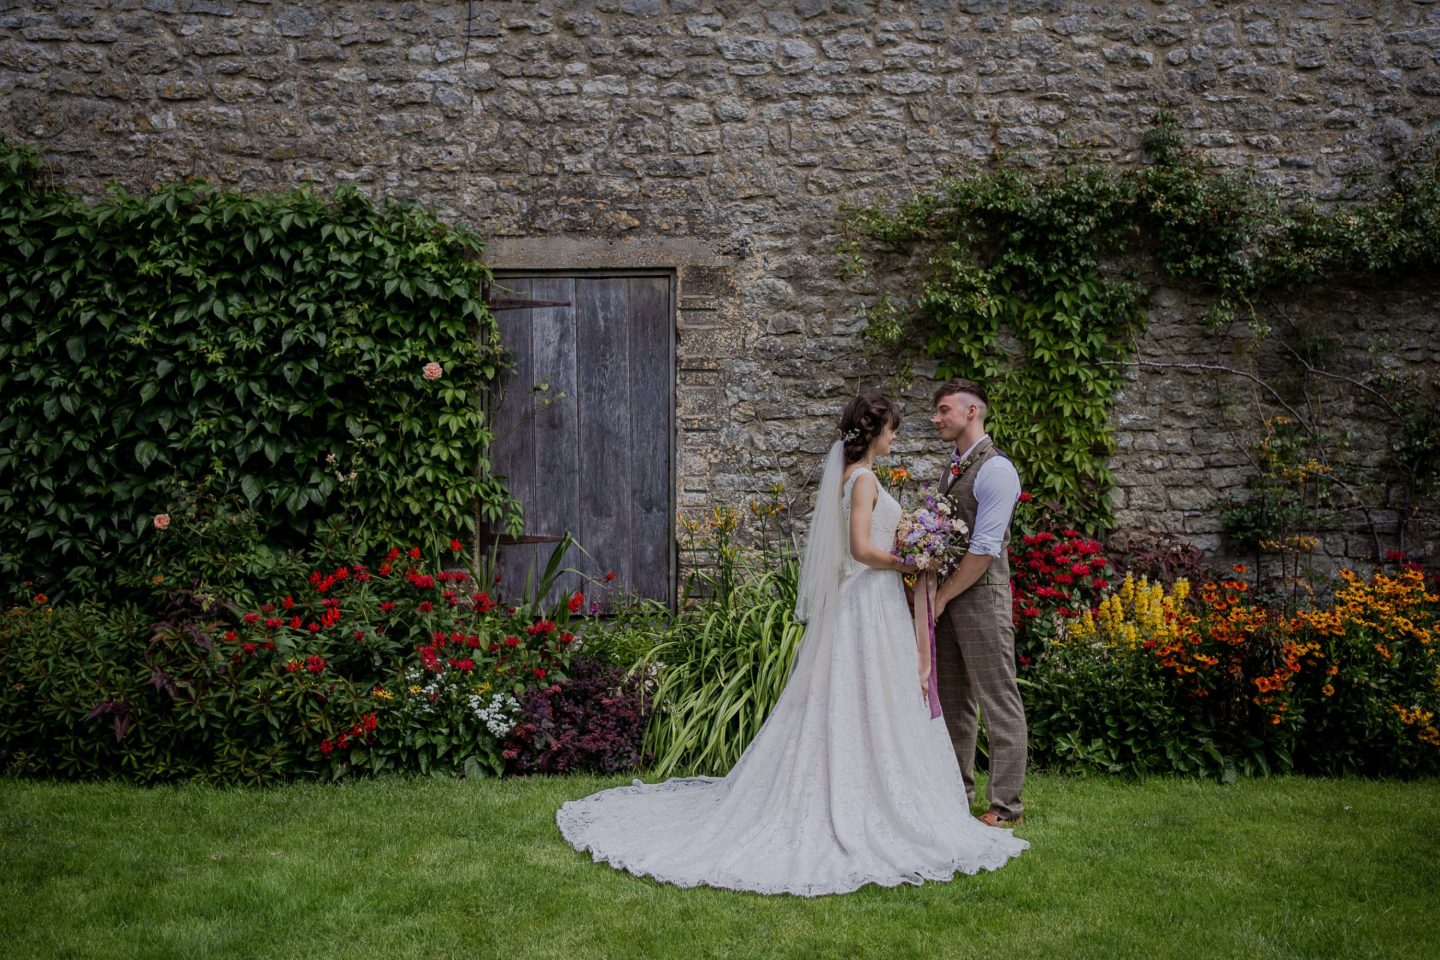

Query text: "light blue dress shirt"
[953, 435, 1021, 559]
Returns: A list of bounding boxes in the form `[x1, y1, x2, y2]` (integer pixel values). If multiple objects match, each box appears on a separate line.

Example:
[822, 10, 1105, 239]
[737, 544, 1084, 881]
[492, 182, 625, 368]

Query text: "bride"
[557, 394, 1028, 896]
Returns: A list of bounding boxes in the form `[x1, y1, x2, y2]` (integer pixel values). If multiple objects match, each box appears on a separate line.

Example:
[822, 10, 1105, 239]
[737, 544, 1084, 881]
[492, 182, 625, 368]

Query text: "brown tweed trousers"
[934, 441, 1027, 821]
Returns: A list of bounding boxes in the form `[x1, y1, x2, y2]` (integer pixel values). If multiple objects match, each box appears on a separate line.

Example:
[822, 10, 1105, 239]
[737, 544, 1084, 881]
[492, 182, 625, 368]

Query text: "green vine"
[840, 114, 1440, 533]
[0, 139, 521, 596]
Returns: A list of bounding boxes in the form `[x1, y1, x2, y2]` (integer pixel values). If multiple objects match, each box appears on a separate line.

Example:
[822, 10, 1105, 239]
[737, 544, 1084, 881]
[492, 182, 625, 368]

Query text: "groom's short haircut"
[934, 378, 988, 410]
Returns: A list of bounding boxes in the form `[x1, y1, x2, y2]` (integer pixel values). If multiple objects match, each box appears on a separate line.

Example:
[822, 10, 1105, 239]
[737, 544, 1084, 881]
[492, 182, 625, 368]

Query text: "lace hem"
[556, 779, 1029, 899]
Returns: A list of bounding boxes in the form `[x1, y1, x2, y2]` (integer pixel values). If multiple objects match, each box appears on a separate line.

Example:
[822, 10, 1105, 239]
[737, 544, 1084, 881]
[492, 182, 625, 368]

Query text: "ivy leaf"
[134, 439, 159, 469]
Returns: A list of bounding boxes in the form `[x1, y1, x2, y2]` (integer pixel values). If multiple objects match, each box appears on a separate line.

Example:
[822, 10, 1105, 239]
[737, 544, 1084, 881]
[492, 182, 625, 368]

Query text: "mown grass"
[1, 773, 1437, 960]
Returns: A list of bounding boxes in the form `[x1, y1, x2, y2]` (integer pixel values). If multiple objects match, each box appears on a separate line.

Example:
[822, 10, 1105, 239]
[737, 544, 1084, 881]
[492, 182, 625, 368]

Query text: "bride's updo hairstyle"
[839, 394, 901, 464]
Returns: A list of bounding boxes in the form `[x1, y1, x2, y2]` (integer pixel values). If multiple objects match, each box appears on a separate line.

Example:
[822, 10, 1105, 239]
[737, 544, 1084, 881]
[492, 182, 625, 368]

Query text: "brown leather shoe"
[976, 811, 1022, 828]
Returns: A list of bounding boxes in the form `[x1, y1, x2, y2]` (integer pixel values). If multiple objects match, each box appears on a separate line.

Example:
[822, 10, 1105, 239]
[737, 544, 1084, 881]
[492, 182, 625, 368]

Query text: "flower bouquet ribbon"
[913, 570, 943, 719]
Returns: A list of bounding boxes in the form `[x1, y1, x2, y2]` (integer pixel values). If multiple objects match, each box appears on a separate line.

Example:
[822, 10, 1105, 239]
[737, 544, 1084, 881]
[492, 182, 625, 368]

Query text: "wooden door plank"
[492, 276, 536, 546]
[627, 276, 672, 603]
[525, 275, 583, 603]
[575, 277, 634, 598]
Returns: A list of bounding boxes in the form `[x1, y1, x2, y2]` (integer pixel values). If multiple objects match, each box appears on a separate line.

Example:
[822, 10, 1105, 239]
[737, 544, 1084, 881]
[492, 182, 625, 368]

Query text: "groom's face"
[931, 392, 976, 444]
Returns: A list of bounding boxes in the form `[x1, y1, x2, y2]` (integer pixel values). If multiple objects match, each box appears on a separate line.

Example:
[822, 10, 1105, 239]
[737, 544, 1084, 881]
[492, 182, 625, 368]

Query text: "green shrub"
[0, 139, 518, 599]
[642, 505, 805, 778]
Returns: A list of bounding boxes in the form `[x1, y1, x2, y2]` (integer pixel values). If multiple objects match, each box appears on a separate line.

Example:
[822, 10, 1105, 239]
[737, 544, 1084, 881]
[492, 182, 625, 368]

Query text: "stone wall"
[4, 0, 1439, 569]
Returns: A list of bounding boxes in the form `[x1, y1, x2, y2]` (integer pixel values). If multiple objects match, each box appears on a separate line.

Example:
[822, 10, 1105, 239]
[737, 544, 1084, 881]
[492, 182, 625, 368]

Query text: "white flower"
[468, 692, 521, 737]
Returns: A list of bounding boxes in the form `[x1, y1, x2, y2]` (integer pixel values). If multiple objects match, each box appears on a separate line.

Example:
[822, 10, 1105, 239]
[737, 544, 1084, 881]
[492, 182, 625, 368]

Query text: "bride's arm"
[848, 473, 912, 571]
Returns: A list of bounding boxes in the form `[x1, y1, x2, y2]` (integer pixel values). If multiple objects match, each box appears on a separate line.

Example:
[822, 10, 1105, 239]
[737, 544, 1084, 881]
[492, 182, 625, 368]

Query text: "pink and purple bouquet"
[893, 484, 970, 581]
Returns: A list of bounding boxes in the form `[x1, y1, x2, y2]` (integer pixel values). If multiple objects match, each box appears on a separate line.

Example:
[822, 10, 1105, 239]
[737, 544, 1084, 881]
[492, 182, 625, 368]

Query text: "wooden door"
[489, 274, 674, 606]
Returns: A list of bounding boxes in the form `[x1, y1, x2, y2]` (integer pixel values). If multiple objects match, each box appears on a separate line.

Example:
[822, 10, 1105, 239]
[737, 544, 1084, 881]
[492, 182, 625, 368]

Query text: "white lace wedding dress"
[556, 466, 1028, 896]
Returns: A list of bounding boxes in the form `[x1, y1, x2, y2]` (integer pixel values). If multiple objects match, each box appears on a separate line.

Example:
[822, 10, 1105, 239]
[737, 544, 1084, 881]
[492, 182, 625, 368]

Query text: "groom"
[930, 379, 1027, 827]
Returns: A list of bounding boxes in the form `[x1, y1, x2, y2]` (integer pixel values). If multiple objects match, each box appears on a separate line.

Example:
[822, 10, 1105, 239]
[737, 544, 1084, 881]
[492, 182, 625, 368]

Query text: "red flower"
[409, 547, 422, 559]
[450, 538, 463, 552]
[242, 642, 257, 654]
[1091, 578, 1109, 590]
[1018, 655, 1032, 666]
[386, 547, 401, 561]
[494, 573, 503, 584]
[305, 655, 327, 673]
[417, 601, 433, 613]
[378, 562, 392, 576]
[950, 464, 961, 477]
[488, 642, 500, 653]
[568, 592, 584, 613]
[559, 632, 575, 644]
[353, 630, 365, 641]
[224, 630, 237, 642]
[526, 619, 556, 636]
[243, 613, 260, 624]
[282, 596, 295, 610]
[380, 601, 396, 614]
[320, 739, 334, 755]
[262, 640, 275, 651]
[1018, 492, 1034, 503]
[503, 635, 520, 648]
[604, 571, 617, 582]
[286, 661, 300, 673]
[289, 616, 302, 629]
[450, 658, 475, 672]
[533, 668, 546, 679]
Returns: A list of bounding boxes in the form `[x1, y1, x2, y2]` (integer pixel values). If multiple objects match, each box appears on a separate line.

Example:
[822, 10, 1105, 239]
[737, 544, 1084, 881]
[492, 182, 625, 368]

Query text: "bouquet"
[893, 483, 970, 581]
[892, 482, 970, 721]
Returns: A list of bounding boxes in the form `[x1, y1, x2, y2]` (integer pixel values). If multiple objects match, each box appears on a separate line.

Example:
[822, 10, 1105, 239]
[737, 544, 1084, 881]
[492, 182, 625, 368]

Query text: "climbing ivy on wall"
[0, 139, 520, 595]
[840, 114, 1440, 533]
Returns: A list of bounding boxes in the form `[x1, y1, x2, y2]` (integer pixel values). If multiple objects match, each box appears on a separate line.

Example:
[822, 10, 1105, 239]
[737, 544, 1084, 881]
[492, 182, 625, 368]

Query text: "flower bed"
[0, 542, 650, 784]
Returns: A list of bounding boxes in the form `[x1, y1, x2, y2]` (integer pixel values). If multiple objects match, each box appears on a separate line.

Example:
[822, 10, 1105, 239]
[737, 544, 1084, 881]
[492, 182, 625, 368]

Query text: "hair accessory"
[841, 428, 861, 442]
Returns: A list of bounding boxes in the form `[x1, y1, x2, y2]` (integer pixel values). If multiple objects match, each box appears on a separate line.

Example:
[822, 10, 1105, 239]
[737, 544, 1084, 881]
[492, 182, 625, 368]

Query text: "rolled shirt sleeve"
[967, 456, 1021, 558]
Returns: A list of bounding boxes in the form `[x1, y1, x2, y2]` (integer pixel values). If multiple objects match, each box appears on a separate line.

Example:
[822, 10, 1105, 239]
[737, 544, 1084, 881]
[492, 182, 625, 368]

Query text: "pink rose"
[153, 513, 171, 530]
[422, 362, 443, 381]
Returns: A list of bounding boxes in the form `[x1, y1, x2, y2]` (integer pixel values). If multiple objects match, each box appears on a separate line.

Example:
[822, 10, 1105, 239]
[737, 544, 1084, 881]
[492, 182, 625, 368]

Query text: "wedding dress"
[556, 444, 1027, 896]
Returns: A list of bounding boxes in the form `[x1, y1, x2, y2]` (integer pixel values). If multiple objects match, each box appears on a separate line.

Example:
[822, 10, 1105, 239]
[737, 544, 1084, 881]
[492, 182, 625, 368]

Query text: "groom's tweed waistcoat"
[935, 438, 1027, 821]
[942, 441, 1012, 586]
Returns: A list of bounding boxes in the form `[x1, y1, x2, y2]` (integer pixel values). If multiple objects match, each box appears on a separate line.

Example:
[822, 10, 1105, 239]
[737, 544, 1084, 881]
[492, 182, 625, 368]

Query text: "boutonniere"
[949, 440, 990, 481]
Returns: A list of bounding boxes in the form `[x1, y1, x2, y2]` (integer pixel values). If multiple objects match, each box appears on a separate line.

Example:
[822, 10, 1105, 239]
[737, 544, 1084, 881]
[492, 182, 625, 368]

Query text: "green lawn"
[2, 773, 1436, 960]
